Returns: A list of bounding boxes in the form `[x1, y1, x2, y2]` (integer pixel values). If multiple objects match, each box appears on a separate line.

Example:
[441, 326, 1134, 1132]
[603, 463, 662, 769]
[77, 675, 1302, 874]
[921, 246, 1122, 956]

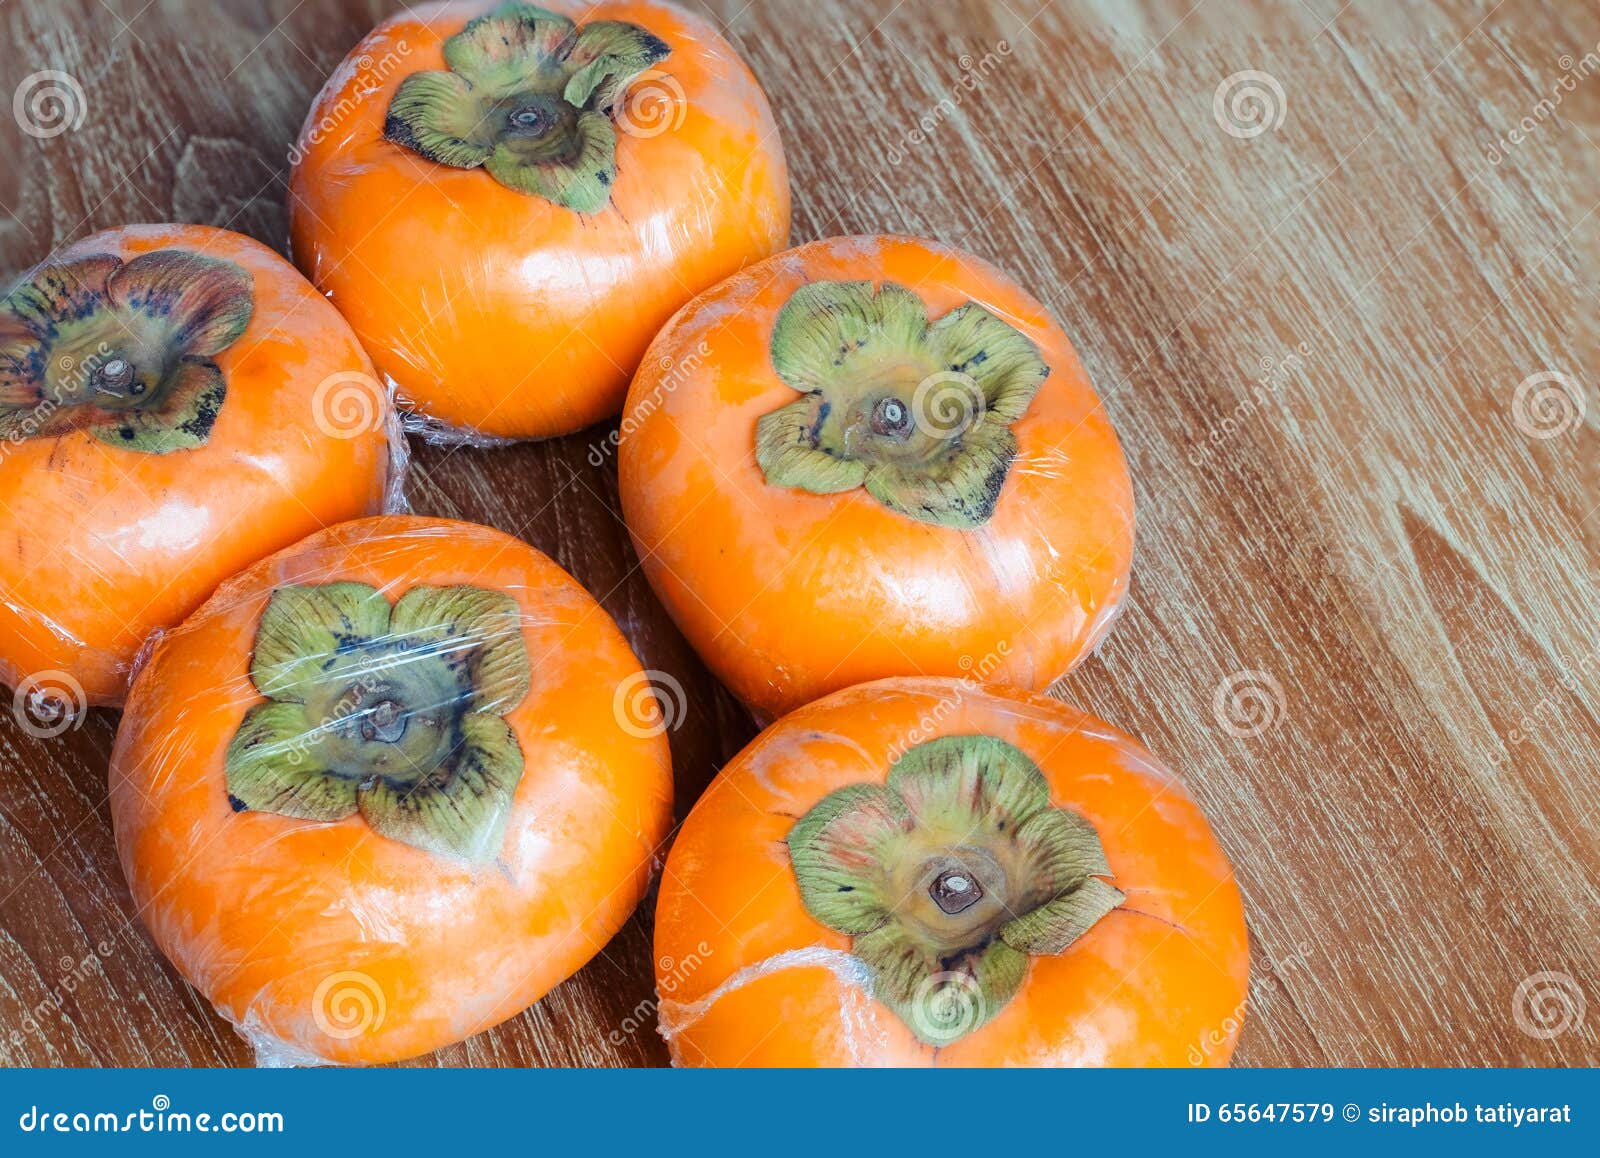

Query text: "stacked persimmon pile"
[1, 1, 1247, 1067]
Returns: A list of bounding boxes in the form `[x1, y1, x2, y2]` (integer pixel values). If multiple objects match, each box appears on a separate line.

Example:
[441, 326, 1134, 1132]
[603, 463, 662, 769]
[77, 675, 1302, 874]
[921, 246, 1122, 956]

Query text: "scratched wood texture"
[0, 0, 1596, 1067]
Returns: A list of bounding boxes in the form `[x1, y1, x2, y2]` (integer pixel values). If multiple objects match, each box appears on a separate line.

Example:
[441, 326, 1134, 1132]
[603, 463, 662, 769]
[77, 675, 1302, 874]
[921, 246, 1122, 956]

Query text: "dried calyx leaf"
[225, 581, 533, 864]
[383, 3, 670, 212]
[756, 280, 1049, 528]
[787, 734, 1123, 1046]
[0, 250, 252, 452]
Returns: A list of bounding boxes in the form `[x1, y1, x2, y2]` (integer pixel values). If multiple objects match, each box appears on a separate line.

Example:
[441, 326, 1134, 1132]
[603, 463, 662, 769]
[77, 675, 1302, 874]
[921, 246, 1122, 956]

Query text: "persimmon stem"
[360, 699, 408, 744]
[95, 357, 136, 394]
[870, 396, 912, 439]
[930, 867, 983, 914]
[507, 105, 554, 135]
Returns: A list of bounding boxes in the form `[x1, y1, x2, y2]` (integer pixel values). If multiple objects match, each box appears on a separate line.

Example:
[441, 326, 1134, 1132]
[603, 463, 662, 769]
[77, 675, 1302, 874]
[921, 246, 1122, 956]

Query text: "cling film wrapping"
[653, 677, 1249, 1067]
[285, 0, 791, 445]
[0, 223, 405, 713]
[108, 516, 673, 1066]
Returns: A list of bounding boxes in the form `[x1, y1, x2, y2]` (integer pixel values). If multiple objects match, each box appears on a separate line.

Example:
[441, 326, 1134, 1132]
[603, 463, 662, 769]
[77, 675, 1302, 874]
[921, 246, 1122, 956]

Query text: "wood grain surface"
[0, 0, 1596, 1067]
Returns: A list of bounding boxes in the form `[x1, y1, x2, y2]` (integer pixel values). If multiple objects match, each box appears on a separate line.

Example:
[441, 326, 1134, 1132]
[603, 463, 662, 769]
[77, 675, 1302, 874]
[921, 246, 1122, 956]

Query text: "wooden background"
[0, 0, 1596, 1067]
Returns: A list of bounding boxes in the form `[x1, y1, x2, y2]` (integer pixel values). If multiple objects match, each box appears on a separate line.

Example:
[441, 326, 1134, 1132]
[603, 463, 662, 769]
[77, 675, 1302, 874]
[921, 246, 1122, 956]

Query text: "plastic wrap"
[286, 0, 791, 444]
[653, 677, 1248, 1067]
[618, 234, 1136, 720]
[0, 223, 402, 712]
[108, 515, 673, 1066]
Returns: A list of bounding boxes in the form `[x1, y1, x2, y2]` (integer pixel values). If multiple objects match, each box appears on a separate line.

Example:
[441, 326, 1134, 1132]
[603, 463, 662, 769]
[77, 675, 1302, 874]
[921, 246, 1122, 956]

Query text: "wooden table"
[1, 0, 1595, 1067]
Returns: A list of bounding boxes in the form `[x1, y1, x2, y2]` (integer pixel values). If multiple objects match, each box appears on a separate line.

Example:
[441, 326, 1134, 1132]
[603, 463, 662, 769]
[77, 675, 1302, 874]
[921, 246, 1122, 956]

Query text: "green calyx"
[225, 581, 533, 864]
[755, 281, 1049, 528]
[383, 3, 670, 212]
[0, 250, 252, 452]
[787, 735, 1123, 1046]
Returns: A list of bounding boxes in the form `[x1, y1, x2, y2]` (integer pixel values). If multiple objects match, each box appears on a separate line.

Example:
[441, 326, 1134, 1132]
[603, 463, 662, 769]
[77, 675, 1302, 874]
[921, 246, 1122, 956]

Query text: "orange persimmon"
[654, 677, 1248, 1067]
[0, 223, 392, 710]
[288, 0, 790, 441]
[618, 235, 1135, 719]
[110, 515, 672, 1065]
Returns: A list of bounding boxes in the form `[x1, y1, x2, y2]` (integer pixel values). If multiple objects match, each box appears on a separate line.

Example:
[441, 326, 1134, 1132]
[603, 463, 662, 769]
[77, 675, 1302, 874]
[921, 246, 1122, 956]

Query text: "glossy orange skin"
[288, 0, 790, 440]
[655, 678, 1248, 1067]
[619, 236, 1136, 719]
[110, 515, 673, 1065]
[0, 224, 391, 707]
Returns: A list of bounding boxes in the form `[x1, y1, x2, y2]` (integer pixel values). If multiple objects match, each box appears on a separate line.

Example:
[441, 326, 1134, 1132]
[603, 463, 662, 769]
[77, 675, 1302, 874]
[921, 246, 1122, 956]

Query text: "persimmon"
[109, 515, 673, 1065]
[618, 235, 1134, 720]
[654, 677, 1248, 1066]
[0, 223, 392, 709]
[288, 0, 790, 441]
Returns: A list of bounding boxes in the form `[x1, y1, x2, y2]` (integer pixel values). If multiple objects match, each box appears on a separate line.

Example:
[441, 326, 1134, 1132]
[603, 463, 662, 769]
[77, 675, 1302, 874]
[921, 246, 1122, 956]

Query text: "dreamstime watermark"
[279, 675, 385, 767]
[612, 943, 712, 1043]
[7, 940, 117, 1049]
[1510, 370, 1586, 440]
[312, 370, 389, 439]
[17, 1095, 283, 1135]
[1484, 44, 1600, 165]
[311, 970, 387, 1040]
[1511, 970, 1586, 1041]
[612, 669, 688, 739]
[1211, 668, 1285, 738]
[1187, 341, 1312, 466]
[907, 969, 986, 1045]
[615, 70, 687, 138]
[885, 641, 1013, 764]
[11, 670, 88, 739]
[1484, 646, 1597, 765]
[0, 397, 62, 456]
[1213, 70, 1286, 139]
[1188, 940, 1313, 1065]
[911, 371, 983, 440]
[288, 42, 412, 165]
[13, 70, 86, 138]
[588, 339, 711, 465]
[885, 42, 1013, 166]
[1, 343, 115, 464]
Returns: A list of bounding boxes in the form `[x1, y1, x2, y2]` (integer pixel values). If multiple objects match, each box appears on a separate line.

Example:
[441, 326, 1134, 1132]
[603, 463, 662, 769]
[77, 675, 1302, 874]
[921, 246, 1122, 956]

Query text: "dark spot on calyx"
[806, 399, 830, 445]
[974, 448, 1012, 517]
[383, 113, 421, 152]
[175, 378, 225, 441]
